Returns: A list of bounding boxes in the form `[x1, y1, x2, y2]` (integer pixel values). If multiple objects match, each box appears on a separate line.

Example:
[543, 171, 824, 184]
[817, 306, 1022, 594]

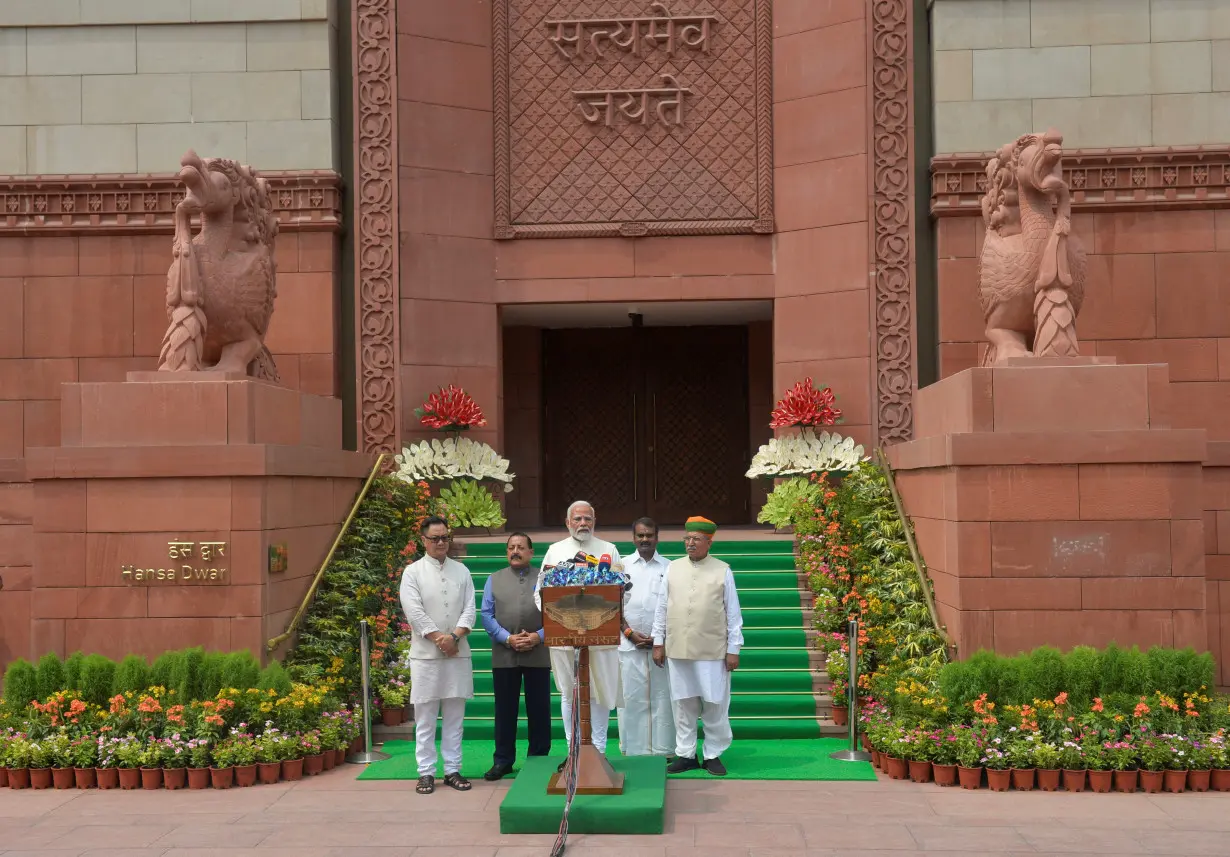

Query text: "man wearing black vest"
[479, 532, 552, 781]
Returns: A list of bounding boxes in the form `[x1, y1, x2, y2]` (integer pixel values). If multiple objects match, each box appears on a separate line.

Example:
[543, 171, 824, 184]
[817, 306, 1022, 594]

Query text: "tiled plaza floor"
[1, 763, 1228, 856]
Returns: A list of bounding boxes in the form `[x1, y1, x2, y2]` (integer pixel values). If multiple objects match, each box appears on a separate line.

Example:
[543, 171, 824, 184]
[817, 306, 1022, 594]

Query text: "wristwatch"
[449, 632, 460, 644]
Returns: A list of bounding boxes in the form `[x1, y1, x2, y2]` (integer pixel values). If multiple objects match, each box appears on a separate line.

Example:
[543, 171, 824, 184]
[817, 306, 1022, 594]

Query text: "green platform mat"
[499, 755, 665, 835]
[357, 738, 875, 782]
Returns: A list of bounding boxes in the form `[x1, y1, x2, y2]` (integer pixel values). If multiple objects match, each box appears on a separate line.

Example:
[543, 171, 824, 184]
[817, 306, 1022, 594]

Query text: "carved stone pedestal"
[26, 376, 372, 662]
[887, 359, 1208, 658]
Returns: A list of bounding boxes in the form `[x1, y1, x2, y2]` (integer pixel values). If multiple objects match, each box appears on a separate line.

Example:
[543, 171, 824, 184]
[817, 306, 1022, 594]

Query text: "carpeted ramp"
[499, 756, 666, 835]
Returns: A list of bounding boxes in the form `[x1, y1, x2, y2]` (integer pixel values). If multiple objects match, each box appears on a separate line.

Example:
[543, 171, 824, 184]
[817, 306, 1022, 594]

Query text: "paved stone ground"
[1, 765, 1228, 856]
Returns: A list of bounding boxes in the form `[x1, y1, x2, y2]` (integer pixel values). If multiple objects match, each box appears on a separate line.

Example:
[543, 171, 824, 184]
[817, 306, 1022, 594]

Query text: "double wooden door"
[542, 325, 750, 527]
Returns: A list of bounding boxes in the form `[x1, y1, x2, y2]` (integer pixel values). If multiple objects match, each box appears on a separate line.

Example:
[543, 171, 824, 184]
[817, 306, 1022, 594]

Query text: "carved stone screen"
[493, 0, 773, 239]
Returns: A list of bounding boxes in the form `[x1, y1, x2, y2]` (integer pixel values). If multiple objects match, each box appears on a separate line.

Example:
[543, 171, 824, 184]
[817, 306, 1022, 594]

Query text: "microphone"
[585, 554, 599, 567]
[597, 554, 611, 574]
[572, 551, 589, 565]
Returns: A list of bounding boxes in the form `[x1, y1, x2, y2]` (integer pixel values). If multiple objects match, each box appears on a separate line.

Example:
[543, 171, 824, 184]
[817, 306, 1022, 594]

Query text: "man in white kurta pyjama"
[399, 515, 476, 794]
[652, 516, 744, 777]
[617, 517, 675, 756]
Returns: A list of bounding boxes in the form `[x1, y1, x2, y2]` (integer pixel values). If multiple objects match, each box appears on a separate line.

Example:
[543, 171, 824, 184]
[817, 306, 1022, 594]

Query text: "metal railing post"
[347, 619, 391, 764]
[830, 618, 871, 763]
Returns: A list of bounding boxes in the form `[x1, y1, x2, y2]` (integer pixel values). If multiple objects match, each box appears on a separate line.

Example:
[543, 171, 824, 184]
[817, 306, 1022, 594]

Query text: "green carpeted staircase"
[379, 537, 841, 743]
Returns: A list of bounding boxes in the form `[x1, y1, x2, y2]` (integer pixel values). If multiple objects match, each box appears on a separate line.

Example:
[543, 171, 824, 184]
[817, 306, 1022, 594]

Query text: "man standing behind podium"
[618, 517, 675, 756]
[535, 500, 624, 760]
[652, 516, 743, 777]
[480, 532, 551, 781]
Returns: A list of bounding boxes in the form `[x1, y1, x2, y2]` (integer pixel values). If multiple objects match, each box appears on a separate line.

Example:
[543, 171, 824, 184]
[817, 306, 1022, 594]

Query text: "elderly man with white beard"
[534, 500, 624, 766]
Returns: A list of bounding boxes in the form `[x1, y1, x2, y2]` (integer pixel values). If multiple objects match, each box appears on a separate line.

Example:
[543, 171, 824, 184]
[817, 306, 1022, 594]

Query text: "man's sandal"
[416, 775, 435, 794]
[442, 772, 472, 791]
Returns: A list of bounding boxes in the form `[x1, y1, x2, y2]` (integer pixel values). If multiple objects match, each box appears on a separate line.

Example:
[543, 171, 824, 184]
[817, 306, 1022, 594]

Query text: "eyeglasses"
[425, 535, 452, 545]
[682, 535, 708, 543]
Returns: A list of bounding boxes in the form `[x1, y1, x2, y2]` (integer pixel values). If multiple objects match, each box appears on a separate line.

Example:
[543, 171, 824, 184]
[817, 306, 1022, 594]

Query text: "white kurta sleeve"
[399, 564, 439, 636]
[458, 569, 476, 631]
[723, 568, 744, 655]
[651, 572, 669, 646]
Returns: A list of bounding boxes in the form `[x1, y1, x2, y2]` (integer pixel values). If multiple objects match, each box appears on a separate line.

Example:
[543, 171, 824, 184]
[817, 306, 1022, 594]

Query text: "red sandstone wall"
[0, 231, 340, 666]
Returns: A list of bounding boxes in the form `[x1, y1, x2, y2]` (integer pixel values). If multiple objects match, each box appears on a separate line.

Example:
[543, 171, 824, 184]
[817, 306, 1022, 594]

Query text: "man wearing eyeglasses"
[651, 516, 743, 776]
[399, 515, 476, 795]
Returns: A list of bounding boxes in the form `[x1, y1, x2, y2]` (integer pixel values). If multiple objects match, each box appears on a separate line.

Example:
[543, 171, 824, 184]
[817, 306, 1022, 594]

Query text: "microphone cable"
[550, 649, 584, 857]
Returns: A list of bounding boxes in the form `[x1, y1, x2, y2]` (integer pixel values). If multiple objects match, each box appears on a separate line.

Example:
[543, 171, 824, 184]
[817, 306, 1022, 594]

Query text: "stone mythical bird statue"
[157, 150, 280, 381]
[977, 129, 1088, 365]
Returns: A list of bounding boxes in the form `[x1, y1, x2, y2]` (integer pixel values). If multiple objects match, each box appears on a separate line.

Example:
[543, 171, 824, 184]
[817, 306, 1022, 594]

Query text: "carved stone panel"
[493, 0, 773, 239]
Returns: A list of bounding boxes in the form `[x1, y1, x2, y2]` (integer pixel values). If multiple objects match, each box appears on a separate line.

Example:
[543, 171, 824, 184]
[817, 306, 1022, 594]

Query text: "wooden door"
[542, 325, 751, 526]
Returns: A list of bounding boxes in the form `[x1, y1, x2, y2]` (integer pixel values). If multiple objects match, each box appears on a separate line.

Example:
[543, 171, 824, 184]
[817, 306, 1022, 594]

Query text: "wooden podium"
[541, 583, 626, 795]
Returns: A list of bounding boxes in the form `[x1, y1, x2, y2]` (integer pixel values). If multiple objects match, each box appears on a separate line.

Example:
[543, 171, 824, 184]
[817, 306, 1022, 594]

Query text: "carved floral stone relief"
[493, 0, 774, 238]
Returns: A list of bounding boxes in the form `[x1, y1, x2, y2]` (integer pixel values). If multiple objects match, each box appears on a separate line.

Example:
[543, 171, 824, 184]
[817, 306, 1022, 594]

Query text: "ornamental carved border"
[492, 0, 775, 239]
[352, 0, 400, 457]
[0, 171, 341, 235]
[871, 0, 915, 445]
[932, 145, 1230, 216]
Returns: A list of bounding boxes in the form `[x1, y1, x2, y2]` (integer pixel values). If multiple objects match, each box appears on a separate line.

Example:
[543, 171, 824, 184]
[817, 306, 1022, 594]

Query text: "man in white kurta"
[652, 516, 743, 777]
[534, 500, 624, 757]
[399, 516, 476, 794]
[617, 517, 675, 756]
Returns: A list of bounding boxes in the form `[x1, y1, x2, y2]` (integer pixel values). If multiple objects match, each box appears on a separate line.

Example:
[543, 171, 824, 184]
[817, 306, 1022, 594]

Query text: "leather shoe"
[483, 764, 514, 781]
[703, 756, 727, 776]
[666, 756, 700, 774]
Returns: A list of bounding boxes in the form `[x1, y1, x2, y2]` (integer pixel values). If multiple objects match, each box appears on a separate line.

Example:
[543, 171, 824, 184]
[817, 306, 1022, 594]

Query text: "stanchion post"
[347, 618, 391, 764]
[830, 618, 871, 762]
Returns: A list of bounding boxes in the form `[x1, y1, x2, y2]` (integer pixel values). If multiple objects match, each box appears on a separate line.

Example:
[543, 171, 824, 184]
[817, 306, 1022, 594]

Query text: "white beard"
[569, 527, 593, 544]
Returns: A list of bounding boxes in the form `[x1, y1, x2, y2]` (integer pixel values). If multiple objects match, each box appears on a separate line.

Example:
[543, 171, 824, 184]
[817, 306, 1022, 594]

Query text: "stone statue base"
[25, 376, 372, 663]
[888, 359, 1208, 658]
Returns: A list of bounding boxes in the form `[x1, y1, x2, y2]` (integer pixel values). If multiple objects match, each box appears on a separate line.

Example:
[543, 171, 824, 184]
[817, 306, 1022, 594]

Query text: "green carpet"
[358, 738, 875, 782]
[457, 538, 823, 743]
[499, 756, 665, 835]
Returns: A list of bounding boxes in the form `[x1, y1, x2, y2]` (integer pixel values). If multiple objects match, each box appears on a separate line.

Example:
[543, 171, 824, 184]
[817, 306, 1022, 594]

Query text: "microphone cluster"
[541, 551, 632, 589]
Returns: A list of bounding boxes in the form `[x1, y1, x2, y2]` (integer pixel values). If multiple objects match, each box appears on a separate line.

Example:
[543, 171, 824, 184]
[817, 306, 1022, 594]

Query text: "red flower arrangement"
[769, 378, 842, 429]
[415, 385, 488, 431]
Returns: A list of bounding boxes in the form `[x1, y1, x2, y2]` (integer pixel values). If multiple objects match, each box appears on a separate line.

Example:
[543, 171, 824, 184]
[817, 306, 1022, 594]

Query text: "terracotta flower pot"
[322, 750, 336, 771]
[258, 762, 281, 784]
[187, 768, 210, 790]
[402, 705, 411, 723]
[860, 734, 871, 752]
[349, 737, 363, 754]
[957, 765, 982, 790]
[1211, 768, 1230, 791]
[986, 769, 1011, 792]
[1087, 770, 1112, 793]
[335, 748, 348, 766]
[1138, 770, 1163, 793]
[884, 756, 908, 780]
[30, 768, 52, 789]
[9, 768, 30, 789]
[870, 749, 880, 769]
[1188, 769, 1211, 793]
[52, 767, 75, 789]
[235, 764, 258, 787]
[831, 707, 848, 727]
[95, 768, 118, 790]
[1036, 768, 1061, 792]
[380, 707, 402, 727]
[0, 768, 7, 788]
[140, 767, 163, 789]
[908, 760, 933, 783]
[210, 766, 234, 789]
[1011, 768, 1035, 791]
[118, 768, 141, 790]
[73, 767, 96, 789]
[1163, 769, 1187, 793]
[304, 753, 324, 776]
[281, 758, 304, 781]
[1062, 769, 1086, 792]
[933, 763, 957, 787]
[1114, 769, 1138, 793]
[163, 768, 187, 790]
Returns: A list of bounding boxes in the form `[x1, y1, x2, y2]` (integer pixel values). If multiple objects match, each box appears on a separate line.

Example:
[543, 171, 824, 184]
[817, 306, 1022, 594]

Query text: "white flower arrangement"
[745, 428, 867, 479]
[393, 436, 516, 492]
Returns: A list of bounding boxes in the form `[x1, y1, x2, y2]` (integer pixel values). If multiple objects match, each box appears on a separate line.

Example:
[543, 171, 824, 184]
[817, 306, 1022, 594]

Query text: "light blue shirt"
[480, 573, 546, 645]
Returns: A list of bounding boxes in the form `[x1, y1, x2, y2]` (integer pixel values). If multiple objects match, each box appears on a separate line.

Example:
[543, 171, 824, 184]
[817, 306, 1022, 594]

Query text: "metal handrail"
[266, 452, 387, 653]
[874, 447, 954, 655]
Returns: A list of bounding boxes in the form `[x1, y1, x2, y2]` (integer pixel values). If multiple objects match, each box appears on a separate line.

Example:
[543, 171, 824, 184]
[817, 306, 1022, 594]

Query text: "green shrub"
[178, 647, 205, 700]
[80, 654, 116, 707]
[63, 651, 87, 692]
[199, 651, 228, 698]
[1022, 646, 1065, 703]
[220, 651, 261, 692]
[257, 661, 293, 696]
[112, 655, 148, 696]
[34, 652, 67, 700]
[2, 658, 38, 707]
[149, 650, 182, 690]
[1063, 646, 1099, 706]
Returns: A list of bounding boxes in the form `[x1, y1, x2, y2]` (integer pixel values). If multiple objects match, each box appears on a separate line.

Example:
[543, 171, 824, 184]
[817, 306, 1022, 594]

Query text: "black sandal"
[442, 772, 472, 791]
[416, 775, 435, 794]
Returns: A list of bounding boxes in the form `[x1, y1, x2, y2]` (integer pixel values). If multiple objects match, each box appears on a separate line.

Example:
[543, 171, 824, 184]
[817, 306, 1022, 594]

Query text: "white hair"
[566, 500, 595, 520]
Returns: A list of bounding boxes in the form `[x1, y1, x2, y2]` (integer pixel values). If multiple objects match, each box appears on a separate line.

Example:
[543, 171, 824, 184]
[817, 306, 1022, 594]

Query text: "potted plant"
[1210, 733, 1229, 791]
[113, 736, 144, 789]
[1058, 739, 1085, 792]
[1111, 737, 1136, 791]
[1084, 740, 1112, 793]
[228, 732, 259, 787]
[882, 724, 909, 780]
[45, 733, 75, 790]
[4, 735, 33, 789]
[982, 742, 1011, 792]
[28, 737, 54, 789]
[380, 678, 410, 727]
[318, 715, 341, 771]
[1032, 741, 1062, 792]
[1137, 736, 1167, 794]
[95, 737, 120, 789]
[186, 738, 212, 789]
[301, 730, 325, 776]
[209, 736, 238, 789]
[68, 736, 98, 788]
[256, 727, 286, 784]
[931, 726, 959, 787]
[954, 727, 983, 790]
[161, 735, 190, 790]
[905, 728, 934, 784]
[1186, 739, 1212, 793]
[139, 739, 164, 789]
[1162, 734, 1189, 794]
[0, 727, 11, 788]
[282, 735, 306, 782]
[1006, 734, 1037, 791]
